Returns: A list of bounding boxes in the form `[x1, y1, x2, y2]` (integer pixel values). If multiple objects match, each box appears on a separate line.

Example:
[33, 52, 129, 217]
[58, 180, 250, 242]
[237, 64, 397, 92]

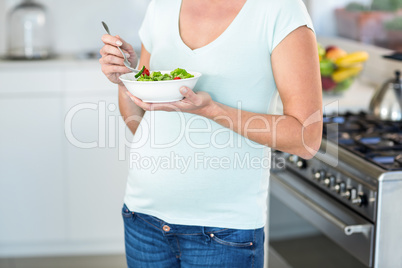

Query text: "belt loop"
[201, 227, 211, 242]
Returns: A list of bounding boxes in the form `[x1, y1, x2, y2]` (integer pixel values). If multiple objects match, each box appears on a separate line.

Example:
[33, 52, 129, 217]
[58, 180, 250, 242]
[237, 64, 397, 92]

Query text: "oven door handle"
[272, 173, 372, 237]
[303, 193, 372, 237]
[344, 224, 372, 236]
[271, 172, 374, 267]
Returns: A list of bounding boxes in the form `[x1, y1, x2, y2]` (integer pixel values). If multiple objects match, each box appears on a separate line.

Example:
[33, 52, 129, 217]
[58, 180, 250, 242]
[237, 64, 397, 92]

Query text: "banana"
[335, 51, 369, 68]
[332, 64, 363, 83]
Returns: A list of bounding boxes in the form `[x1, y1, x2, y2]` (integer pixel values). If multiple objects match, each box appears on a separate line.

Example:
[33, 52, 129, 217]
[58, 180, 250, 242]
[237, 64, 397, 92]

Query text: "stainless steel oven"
[268, 112, 402, 268]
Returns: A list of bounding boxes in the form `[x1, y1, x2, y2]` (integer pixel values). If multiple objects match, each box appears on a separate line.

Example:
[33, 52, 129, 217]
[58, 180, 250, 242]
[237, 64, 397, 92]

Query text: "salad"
[135, 66, 194, 81]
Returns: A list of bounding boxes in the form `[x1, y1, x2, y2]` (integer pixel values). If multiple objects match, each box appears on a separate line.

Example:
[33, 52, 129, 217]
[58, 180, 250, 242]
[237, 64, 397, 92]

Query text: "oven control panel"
[273, 151, 377, 222]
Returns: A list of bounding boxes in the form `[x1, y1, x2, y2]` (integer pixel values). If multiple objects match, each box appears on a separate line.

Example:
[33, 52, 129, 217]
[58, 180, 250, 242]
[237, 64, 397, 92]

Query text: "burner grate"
[323, 112, 402, 170]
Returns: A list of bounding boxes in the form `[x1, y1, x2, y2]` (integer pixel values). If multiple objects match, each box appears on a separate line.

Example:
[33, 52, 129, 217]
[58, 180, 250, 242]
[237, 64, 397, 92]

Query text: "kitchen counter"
[0, 54, 377, 115]
[0, 55, 117, 96]
[0, 55, 100, 69]
[322, 78, 377, 114]
[275, 78, 377, 115]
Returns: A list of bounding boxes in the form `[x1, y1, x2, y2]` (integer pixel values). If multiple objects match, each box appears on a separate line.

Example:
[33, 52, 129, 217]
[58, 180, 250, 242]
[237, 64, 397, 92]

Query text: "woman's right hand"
[99, 34, 138, 85]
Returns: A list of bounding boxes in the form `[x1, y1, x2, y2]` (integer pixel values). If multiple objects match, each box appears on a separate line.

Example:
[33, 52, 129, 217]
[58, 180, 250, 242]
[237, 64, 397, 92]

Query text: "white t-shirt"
[124, 0, 314, 229]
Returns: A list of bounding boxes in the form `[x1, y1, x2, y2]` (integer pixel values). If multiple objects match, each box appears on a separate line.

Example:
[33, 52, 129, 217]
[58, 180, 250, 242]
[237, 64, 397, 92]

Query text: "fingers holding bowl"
[179, 87, 203, 106]
[126, 93, 153, 111]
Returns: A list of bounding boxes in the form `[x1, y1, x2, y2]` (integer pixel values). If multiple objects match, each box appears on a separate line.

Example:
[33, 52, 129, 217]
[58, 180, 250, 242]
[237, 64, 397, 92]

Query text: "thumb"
[180, 87, 200, 104]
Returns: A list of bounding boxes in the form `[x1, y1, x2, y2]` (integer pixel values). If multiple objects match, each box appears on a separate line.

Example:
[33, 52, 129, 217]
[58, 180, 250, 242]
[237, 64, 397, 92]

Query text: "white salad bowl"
[119, 71, 202, 103]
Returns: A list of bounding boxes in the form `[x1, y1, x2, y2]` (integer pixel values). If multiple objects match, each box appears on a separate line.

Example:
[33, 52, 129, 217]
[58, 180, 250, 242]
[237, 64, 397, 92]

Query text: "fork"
[101, 21, 138, 73]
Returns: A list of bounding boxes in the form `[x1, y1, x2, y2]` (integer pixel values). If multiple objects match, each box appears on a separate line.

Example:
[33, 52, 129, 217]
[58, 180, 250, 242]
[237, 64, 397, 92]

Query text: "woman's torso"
[124, 0, 313, 229]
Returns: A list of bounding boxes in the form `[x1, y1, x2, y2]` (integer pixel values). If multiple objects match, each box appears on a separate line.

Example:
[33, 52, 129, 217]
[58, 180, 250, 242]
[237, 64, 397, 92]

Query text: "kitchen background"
[0, 0, 150, 56]
[1, 0, 402, 268]
[0, 0, 382, 56]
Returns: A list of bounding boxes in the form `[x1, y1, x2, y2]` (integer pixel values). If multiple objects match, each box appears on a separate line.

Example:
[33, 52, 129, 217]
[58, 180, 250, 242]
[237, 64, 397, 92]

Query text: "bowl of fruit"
[318, 44, 369, 94]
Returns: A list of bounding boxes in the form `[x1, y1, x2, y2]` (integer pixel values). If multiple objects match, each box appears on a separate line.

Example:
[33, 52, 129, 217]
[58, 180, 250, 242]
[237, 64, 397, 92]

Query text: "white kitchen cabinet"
[0, 97, 67, 247]
[0, 60, 132, 257]
[0, 70, 63, 94]
[62, 68, 131, 246]
[63, 93, 130, 252]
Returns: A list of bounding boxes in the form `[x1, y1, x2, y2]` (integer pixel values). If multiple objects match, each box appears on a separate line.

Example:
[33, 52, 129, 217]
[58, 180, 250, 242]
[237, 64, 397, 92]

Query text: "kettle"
[369, 70, 402, 121]
[7, 0, 51, 59]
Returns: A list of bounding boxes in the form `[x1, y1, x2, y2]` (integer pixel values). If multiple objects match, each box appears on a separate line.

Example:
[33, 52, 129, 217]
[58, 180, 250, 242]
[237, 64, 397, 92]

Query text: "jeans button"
[163, 225, 171, 232]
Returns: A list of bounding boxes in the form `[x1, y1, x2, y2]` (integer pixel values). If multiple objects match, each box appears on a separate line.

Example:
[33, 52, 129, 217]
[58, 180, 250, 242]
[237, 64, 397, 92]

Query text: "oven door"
[269, 170, 375, 268]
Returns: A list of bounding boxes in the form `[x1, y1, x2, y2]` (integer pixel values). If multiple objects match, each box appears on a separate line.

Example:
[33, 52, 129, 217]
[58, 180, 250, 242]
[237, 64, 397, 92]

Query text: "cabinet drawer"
[64, 69, 116, 91]
[0, 69, 62, 93]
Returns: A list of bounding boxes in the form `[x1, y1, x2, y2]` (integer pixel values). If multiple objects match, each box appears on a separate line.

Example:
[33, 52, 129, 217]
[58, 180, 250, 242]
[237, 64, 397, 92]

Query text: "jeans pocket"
[209, 228, 254, 248]
[121, 204, 135, 219]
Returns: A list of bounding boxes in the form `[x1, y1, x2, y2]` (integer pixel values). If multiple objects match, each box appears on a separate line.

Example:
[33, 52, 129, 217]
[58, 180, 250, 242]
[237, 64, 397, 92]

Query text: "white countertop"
[322, 78, 377, 114]
[0, 55, 117, 94]
[0, 55, 100, 70]
[274, 78, 377, 115]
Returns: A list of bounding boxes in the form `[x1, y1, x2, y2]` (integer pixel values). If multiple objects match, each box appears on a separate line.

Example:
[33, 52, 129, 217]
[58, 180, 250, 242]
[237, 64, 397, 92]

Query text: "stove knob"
[313, 170, 325, 181]
[296, 159, 307, 169]
[323, 174, 335, 188]
[350, 188, 357, 200]
[334, 184, 339, 192]
[288, 155, 298, 163]
[342, 188, 351, 200]
[352, 191, 367, 207]
[335, 182, 345, 194]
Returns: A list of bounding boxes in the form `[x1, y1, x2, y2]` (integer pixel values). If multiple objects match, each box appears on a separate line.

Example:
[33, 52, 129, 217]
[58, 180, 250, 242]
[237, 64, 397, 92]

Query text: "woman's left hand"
[126, 87, 216, 117]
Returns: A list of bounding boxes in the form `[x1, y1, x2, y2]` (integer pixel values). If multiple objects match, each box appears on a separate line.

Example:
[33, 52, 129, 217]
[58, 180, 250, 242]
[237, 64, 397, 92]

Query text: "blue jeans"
[122, 204, 264, 268]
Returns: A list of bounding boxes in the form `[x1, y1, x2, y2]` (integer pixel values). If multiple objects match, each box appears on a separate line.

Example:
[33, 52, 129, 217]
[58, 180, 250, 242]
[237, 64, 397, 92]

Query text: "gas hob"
[273, 111, 402, 223]
[323, 111, 402, 171]
[271, 111, 402, 267]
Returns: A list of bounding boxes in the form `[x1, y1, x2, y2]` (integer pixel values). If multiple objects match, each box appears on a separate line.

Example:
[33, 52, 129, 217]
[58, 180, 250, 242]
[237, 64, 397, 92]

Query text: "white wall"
[0, 0, 150, 56]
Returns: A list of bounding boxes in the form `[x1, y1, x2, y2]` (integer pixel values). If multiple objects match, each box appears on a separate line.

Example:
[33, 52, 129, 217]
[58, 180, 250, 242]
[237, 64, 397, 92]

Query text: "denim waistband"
[123, 204, 261, 236]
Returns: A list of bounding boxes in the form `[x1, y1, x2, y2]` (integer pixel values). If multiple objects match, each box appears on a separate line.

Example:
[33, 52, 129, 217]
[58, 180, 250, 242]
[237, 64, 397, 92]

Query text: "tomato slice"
[143, 67, 150, 76]
[174, 77, 181, 80]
